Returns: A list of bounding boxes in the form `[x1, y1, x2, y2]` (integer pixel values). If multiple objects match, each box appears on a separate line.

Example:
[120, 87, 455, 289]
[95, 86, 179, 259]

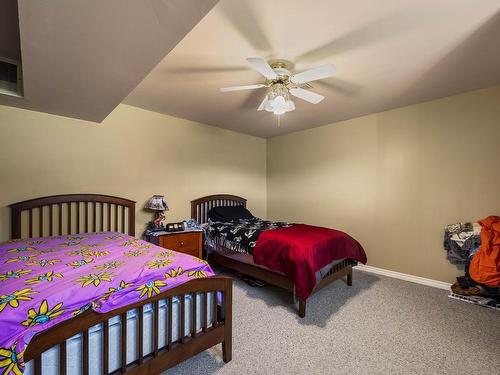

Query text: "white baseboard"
[354, 264, 452, 290]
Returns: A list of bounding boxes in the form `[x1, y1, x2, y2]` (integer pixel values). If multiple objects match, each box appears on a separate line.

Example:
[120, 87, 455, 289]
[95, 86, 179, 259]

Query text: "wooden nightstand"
[145, 231, 203, 259]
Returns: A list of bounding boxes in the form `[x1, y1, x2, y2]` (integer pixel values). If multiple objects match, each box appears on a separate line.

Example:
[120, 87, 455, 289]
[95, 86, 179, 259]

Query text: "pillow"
[208, 205, 254, 222]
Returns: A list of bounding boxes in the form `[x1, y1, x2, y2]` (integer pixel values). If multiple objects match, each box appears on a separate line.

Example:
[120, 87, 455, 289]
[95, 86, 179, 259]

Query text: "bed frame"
[9, 194, 232, 375]
[191, 194, 353, 318]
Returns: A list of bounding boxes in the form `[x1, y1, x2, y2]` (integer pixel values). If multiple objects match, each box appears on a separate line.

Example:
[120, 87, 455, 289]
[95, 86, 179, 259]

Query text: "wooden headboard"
[9, 194, 136, 239]
[191, 194, 246, 224]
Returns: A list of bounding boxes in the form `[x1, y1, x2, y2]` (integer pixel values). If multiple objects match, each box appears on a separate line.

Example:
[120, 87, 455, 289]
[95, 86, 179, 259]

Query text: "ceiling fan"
[220, 57, 336, 115]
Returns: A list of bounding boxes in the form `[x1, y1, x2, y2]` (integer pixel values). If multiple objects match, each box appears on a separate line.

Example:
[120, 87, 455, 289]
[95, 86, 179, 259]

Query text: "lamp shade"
[145, 195, 169, 211]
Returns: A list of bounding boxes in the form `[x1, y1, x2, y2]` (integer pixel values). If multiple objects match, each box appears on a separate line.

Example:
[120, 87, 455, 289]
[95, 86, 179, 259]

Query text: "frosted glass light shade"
[263, 84, 296, 115]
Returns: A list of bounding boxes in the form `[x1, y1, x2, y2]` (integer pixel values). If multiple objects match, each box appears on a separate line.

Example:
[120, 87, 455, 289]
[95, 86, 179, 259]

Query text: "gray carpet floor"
[164, 270, 500, 375]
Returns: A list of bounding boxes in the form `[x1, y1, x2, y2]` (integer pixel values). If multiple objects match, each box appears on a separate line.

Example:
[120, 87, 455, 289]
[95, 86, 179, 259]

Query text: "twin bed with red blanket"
[192, 194, 367, 317]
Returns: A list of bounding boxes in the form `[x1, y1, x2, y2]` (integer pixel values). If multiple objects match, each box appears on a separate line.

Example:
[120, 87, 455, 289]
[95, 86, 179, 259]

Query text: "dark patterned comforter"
[204, 218, 292, 254]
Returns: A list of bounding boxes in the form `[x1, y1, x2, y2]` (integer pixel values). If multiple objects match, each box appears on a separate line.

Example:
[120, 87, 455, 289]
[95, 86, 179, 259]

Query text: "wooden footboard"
[298, 259, 354, 318]
[24, 276, 233, 375]
[212, 248, 353, 318]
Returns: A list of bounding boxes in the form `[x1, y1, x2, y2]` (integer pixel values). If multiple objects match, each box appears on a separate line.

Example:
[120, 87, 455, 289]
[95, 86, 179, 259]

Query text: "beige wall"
[267, 86, 500, 283]
[0, 104, 267, 240]
[2, 86, 499, 283]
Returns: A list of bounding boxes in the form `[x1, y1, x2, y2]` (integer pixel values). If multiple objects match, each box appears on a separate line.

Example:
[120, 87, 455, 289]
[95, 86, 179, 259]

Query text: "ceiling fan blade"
[164, 66, 248, 75]
[290, 64, 336, 84]
[257, 96, 268, 111]
[246, 57, 277, 80]
[220, 84, 265, 93]
[315, 78, 361, 96]
[289, 88, 325, 104]
[218, 1, 272, 52]
[296, 10, 428, 63]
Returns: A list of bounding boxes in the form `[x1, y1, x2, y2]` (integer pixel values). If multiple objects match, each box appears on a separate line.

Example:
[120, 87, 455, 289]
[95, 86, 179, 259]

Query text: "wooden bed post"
[222, 277, 233, 363]
[298, 299, 306, 318]
[347, 267, 353, 286]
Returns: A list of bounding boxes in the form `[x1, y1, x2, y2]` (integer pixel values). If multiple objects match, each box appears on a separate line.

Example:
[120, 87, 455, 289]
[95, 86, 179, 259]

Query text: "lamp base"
[147, 211, 165, 230]
[154, 211, 165, 226]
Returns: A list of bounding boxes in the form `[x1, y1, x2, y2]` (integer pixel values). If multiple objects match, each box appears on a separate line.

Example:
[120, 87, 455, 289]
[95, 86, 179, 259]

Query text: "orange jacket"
[469, 216, 500, 287]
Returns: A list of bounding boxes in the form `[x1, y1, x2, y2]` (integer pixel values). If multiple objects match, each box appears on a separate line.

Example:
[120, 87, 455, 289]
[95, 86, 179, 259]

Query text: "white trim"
[354, 264, 452, 290]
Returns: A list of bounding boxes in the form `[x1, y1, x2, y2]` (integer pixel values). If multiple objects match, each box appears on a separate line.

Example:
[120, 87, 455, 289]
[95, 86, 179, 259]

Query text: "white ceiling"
[125, 0, 500, 138]
[0, 0, 218, 122]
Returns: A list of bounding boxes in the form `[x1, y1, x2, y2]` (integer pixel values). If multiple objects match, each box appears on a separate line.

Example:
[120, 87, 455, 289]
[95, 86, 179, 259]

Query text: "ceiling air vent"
[0, 58, 23, 97]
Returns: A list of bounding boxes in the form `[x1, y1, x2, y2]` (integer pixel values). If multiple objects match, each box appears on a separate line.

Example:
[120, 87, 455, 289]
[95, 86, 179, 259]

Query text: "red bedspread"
[253, 224, 367, 299]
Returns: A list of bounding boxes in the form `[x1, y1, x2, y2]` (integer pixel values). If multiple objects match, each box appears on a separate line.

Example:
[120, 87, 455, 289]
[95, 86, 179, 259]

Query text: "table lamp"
[145, 195, 168, 229]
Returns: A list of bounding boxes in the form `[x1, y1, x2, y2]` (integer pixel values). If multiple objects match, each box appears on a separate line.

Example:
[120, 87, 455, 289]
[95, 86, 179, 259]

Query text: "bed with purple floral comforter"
[0, 232, 213, 375]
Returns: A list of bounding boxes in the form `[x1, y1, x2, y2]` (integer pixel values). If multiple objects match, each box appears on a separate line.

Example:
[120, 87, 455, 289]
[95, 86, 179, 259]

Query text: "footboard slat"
[153, 301, 159, 357]
[121, 312, 127, 373]
[103, 321, 109, 375]
[180, 295, 186, 343]
[203, 292, 208, 332]
[34, 357, 41, 375]
[82, 329, 89, 375]
[59, 340, 67, 375]
[213, 292, 218, 327]
[192, 293, 198, 338]
[222, 282, 232, 363]
[138, 306, 144, 365]
[167, 297, 173, 350]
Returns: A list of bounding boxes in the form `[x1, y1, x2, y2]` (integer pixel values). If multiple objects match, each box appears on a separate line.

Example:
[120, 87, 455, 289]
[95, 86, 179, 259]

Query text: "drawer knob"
[180, 241, 184, 246]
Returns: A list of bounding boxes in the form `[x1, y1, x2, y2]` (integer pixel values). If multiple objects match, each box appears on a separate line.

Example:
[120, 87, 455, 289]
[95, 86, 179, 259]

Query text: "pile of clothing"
[445, 216, 500, 308]
[444, 222, 481, 264]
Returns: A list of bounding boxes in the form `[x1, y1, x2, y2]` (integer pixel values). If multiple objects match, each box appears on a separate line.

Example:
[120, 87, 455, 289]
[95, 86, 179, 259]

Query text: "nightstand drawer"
[160, 232, 200, 254]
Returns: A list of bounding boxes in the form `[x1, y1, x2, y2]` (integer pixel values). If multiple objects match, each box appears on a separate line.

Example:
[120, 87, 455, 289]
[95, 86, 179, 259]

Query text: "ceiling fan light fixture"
[274, 95, 286, 106]
[265, 96, 295, 115]
[220, 57, 335, 118]
[264, 96, 273, 112]
[263, 84, 296, 115]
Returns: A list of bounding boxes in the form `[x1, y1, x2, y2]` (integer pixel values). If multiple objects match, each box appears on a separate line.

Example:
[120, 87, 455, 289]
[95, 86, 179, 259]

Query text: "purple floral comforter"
[0, 232, 213, 375]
